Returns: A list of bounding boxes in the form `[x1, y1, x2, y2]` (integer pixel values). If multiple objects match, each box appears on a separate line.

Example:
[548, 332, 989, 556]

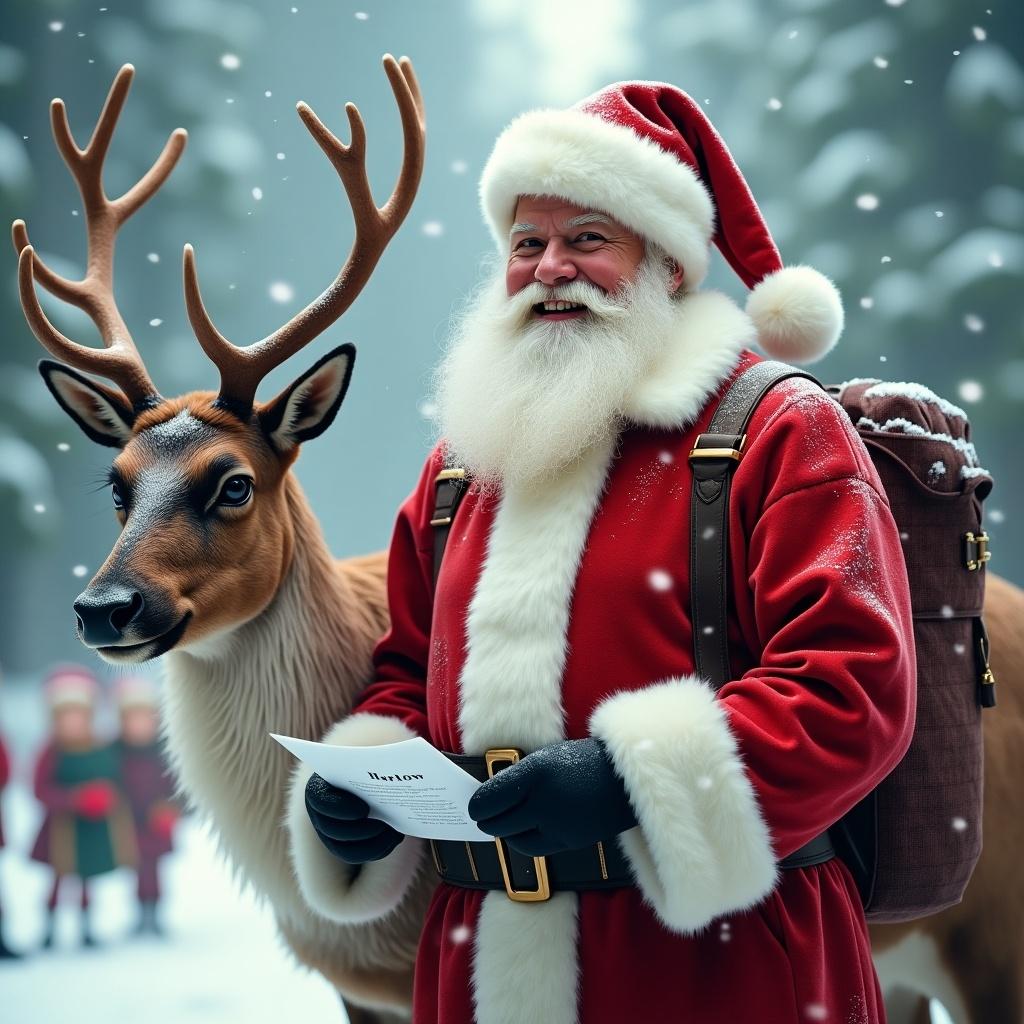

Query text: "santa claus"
[287, 81, 916, 1024]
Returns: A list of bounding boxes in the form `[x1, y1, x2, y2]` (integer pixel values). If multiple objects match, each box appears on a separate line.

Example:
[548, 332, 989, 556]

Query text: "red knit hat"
[44, 664, 100, 710]
[479, 80, 843, 365]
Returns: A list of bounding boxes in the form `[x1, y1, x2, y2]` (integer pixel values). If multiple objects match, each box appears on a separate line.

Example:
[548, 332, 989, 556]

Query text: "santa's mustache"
[496, 278, 634, 333]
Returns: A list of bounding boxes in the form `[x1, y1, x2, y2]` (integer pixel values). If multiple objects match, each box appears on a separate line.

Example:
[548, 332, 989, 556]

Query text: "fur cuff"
[589, 677, 778, 934]
[285, 713, 426, 925]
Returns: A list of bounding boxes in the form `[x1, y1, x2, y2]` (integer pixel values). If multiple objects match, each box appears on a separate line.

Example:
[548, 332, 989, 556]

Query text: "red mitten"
[149, 805, 179, 840]
[75, 780, 117, 819]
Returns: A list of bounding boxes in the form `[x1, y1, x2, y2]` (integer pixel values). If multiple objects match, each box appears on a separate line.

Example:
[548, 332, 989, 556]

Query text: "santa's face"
[433, 200, 688, 490]
[506, 196, 649, 311]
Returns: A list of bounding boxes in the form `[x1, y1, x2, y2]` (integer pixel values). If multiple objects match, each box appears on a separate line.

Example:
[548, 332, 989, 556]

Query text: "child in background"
[116, 676, 179, 936]
[0, 730, 21, 958]
[30, 666, 135, 948]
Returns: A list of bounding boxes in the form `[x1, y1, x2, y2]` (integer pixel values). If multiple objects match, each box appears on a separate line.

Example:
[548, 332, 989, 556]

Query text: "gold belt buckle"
[484, 748, 551, 903]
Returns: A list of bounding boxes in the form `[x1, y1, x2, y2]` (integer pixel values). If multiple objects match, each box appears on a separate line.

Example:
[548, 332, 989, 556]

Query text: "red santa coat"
[288, 291, 916, 1024]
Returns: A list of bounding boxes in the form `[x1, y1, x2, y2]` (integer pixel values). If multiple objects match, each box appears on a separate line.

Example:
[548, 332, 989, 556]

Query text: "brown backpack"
[689, 359, 996, 922]
[431, 358, 997, 923]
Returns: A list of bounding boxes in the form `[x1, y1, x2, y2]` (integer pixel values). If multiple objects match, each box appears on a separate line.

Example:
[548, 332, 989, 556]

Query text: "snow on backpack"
[689, 359, 996, 922]
[430, 357, 997, 923]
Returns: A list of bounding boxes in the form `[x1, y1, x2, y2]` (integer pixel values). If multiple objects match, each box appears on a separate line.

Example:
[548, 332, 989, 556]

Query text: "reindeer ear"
[258, 343, 355, 451]
[39, 360, 136, 448]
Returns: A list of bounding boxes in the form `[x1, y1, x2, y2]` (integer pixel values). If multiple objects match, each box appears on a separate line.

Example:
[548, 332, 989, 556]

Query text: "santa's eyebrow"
[564, 213, 612, 228]
[510, 222, 539, 236]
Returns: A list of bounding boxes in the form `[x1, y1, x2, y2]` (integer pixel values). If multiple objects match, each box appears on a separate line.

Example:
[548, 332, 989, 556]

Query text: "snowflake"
[451, 159, 468, 174]
[33, 503, 46, 514]
[873, 57, 889, 69]
[450, 924, 471, 944]
[702, 625, 715, 635]
[269, 281, 294, 303]
[964, 314, 985, 333]
[973, 26, 987, 41]
[958, 380, 984, 403]
[856, 194, 879, 211]
[988, 251, 1003, 268]
[57, 442, 70, 452]
[940, 605, 954, 619]
[252, 187, 263, 200]
[805, 1004, 828, 1021]
[767, 98, 782, 111]
[276, 152, 286, 161]
[988, 509, 1005, 524]
[952, 817, 968, 832]
[49, 20, 64, 31]
[72, 565, 88, 578]
[648, 569, 673, 592]
[701, 525, 716, 540]
[147, 252, 160, 263]
[149, 318, 162, 327]
[859, 297, 874, 309]
[422, 221, 444, 237]
[221, 54, 241, 70]
[954, 643, 966, 655]
[658, 450, 674, 464]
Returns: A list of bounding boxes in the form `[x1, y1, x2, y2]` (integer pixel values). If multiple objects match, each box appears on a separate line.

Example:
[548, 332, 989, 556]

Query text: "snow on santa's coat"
[290, 291, 917, 1024]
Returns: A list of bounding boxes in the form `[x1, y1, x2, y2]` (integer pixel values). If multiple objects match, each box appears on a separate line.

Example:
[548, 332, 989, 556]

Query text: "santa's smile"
[533, 301, 589, 320]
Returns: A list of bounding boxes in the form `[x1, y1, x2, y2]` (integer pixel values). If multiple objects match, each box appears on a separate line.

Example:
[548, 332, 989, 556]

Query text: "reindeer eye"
[217, 476, 253, 507]
[111, 482, 125, 510]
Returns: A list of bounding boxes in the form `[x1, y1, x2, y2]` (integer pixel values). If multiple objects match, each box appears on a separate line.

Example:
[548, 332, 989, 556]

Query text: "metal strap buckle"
[688, 433, 747, 463]
[964, 531, 991, 571]
[431, 468, 467, 527]
[484, 748, 551, 903]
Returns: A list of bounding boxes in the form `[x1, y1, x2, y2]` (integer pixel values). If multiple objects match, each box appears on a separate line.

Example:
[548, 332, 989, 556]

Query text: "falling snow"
[856, 194, 879, 211]
[859, 297, 874, 309]
[220, 54, 241, 70]
[269, 281, 294, 303]
[940, 605, 954, 618]
[149, 318, 162, 327]
[701, 525, 715, 540]
[147, 252, 160, 263]
[48, 20, 64, 31]
[252, 187, 263, 200]
[33, 503, 45, 514]
[805, 1003, 828, 1021]
[989, 509, 1005, 523]
[451, 159, 468, 174]
[702, 625, 714, 635]
[72, 565, 88, 577]
[972, 26, 987, 41]
[952, 817, 968, 831]
[422, 221, 444, 237]
[954, 643, 966, 655]
[958, 380, 984, 403]
[964, 314, 985, 332]
[873, 57, 889, 69]
[767, 98, 783, 111]
[648, 569, 673, 592]
[450, 924, 471, 944]
[276, 152, 286, 161]
[57, 442, 70, 452]
[354, 11, 369, 20]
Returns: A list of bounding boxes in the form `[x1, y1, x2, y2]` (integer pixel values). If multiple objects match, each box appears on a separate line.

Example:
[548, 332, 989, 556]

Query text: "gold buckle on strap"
[430, 468, 468, 526]
[688, 433, 746, 462]
[484, 748, 551, 903]
[964, 531, 991, 571]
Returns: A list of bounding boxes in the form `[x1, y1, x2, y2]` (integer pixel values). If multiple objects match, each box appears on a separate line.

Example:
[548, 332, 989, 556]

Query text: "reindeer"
[12, 60, 432, 1023]
[871, 570, 1024, 1024]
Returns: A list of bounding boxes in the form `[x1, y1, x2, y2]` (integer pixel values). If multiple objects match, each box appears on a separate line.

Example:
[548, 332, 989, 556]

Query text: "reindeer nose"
[74, 586, 146, 646]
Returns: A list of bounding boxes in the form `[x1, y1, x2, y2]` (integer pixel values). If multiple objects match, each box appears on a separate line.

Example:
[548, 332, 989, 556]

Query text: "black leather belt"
[434, 750, 835, 902]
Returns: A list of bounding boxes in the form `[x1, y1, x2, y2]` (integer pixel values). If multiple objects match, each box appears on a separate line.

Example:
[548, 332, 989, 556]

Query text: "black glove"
[304, 773, 404, 864]
[467, 737, 638, 857]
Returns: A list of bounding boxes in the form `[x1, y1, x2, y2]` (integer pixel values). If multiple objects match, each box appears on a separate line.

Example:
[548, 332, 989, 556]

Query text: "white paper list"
[271, 733, 493, 842]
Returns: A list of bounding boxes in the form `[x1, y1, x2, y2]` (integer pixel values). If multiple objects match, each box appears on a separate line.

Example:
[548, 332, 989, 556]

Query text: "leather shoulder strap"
[431, 468, 470, 589]
[689, 360, 823, 688]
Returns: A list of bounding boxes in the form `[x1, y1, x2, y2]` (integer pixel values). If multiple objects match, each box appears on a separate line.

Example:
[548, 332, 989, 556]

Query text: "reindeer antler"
[12, 64, 186, 409]
[183, 53, 426, 413]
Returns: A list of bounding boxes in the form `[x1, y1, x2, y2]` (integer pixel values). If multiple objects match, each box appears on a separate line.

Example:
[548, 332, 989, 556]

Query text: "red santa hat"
[44, 664, 100, 710]
[479, 80, 843, 365]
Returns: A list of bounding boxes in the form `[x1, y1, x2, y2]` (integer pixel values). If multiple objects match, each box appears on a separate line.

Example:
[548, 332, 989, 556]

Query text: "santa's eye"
[111, 482, 125, 510]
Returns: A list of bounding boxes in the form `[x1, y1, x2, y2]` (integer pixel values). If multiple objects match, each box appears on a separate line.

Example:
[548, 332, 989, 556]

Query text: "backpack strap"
[689, 360, 822, 688]
[431, 467, 470, 588]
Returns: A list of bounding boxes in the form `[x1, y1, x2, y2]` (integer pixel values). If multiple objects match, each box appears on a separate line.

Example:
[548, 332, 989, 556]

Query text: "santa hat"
[44, 664, 100, 710]
[115, 674, 159, 710]
[479, 80, 843, 365]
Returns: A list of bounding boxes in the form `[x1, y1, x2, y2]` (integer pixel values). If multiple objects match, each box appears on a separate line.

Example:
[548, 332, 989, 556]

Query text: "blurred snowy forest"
[1, 0, 1022, 675]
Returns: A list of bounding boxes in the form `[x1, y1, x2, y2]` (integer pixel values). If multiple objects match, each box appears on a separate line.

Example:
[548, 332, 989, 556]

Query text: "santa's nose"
[535, 239, 578, 286]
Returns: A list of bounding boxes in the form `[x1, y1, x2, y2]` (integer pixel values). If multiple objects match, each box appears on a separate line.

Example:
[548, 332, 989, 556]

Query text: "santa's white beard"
[432, 255, 684, 490]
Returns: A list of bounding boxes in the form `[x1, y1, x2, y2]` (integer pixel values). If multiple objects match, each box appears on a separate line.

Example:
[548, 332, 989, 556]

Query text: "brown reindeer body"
[871, 570, 1024, 1024]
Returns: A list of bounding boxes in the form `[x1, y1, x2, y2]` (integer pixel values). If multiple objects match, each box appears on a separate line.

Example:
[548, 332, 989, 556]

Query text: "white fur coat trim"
[480, 107, 715, 289]
[621, 289, 755, 430]
[589, 676, 778, 935]
[460, 435, 617, 1024]
[286, 713, 427, 924]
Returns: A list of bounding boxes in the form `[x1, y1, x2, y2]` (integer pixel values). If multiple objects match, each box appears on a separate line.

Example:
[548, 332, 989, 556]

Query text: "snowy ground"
[0, 678, 343, 1023]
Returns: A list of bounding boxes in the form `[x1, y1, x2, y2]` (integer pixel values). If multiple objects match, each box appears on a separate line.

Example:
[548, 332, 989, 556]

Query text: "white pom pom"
[745, 265, 844, 365]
